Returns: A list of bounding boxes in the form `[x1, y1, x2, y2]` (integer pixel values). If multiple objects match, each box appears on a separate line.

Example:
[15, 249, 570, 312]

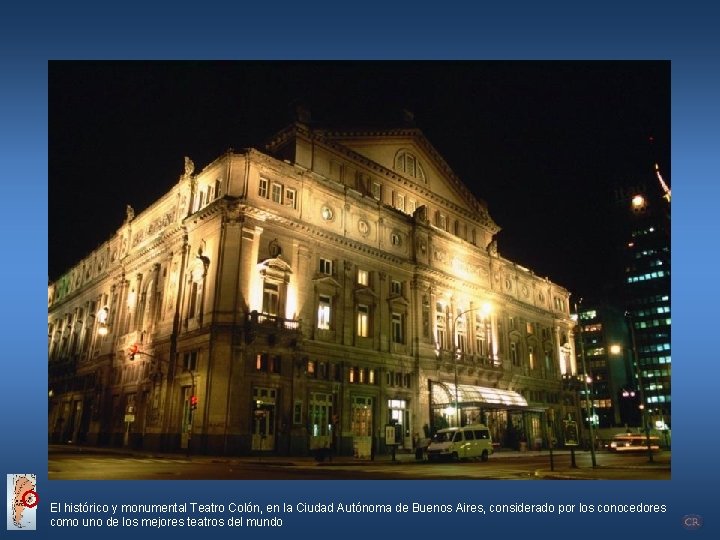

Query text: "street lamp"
[574, 300, 597, 468]
[624, 312, 655, 463]
[451, 303, 492, 427]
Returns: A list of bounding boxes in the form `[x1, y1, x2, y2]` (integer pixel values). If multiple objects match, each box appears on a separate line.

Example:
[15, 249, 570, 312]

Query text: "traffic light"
[190, 395, 198, 410]
[129, 344, 139, 361]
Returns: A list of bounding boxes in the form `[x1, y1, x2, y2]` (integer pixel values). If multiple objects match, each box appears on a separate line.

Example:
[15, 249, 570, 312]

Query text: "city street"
[49, 446, 670, 480]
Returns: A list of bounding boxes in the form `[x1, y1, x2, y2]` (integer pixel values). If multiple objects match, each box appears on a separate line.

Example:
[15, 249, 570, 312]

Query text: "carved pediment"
[258, 256, 292, 274]
[387, 294, 409, 306]
[354, 285, 378, 298]
[313, 275, 342, 289]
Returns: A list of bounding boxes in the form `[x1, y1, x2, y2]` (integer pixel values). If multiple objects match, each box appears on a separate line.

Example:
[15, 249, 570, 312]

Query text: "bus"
[608, 433, 661, 453]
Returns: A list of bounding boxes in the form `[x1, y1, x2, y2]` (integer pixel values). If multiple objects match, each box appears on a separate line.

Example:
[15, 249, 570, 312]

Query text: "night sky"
[49, 61, 669, 297]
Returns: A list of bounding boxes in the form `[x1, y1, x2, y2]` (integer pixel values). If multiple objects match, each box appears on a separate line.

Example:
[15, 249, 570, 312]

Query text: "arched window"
[394, 150, 427, 183]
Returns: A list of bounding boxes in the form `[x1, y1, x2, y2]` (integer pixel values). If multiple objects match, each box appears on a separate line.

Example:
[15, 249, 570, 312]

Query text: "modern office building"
[616, 171, 671, 430]
[572, 301, 631, 429]
[48, 115, 580, 456]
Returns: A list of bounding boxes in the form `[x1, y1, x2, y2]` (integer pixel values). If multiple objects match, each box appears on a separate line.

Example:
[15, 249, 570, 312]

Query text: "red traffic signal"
[190, 395, 198, 410]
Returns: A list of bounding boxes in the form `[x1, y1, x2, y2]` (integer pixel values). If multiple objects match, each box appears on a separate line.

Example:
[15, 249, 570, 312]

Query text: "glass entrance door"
[309, 392, 333, 450]
[351, 396, 373, 458]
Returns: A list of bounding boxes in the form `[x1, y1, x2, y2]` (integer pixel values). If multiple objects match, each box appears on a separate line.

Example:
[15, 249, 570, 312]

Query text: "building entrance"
[351, 396, 373, 458]
[252, 387, 276, 451]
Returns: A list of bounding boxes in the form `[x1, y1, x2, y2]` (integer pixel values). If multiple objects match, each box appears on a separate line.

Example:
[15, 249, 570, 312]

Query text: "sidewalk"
[49, 444, 670, 478]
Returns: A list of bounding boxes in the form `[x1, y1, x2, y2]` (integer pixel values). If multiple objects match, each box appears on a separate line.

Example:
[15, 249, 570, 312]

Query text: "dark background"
[49, 61, 669, 297]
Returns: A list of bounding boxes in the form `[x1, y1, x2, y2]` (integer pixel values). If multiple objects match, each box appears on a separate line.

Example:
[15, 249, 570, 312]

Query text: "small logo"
[682, 514, 703, 530]
[7, 473, 37, 530]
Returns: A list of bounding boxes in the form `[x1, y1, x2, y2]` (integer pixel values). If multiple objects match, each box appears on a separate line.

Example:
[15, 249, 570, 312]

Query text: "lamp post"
[451, 303, 492, 427]
[574, 300, 597, 468]
[625, 312, 655, 463]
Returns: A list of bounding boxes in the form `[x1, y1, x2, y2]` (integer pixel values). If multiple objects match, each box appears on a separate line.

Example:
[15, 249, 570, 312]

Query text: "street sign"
[124, 414, 135, 423]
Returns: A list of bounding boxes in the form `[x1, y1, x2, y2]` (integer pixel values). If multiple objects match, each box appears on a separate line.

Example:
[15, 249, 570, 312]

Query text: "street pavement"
[49, 444, 670, 480]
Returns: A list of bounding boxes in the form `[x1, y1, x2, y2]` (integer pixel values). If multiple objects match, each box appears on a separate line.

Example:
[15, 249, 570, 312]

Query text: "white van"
[426, 424, 493, 462]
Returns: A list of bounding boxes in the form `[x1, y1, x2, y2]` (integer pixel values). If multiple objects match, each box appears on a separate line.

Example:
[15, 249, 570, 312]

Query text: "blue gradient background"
[1, 1, 716, 538]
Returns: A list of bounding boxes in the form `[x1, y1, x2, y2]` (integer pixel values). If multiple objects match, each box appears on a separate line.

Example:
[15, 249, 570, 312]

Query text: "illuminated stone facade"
[48, 120, 579, 456]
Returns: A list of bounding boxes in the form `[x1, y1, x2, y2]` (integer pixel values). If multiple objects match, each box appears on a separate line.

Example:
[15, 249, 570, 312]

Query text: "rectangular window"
[271, 182, 283, 204]
[510, 342, 519, 366]
[436, 304, 447, 350]
[183, 351, 198, 372]
[409, 199, 417, 213]
[319, 258, 333, 276]
[262, 282, 279, 316]
[318, 295, 331, 330]
[476, 334, 486, 356]
[357, 304, 369, 337]
[371, 182, 382, 201]
[357, 269, 369, 286]
[270, 355, 281, 374]
[391, 312, 404, 344]
[285, 188, 297, 209]
[258, 178, 269, 199]
[293, 401, 303, 424]
[396, 193, 406, 212]
[188, 282, 198, 318]
[390, 280, 402, 296]
[526, 322, 534, 334]
[215, 179, 222, 200]
[256, 353, 267, 371]
[528, 345, 535, 369]
[439, 214, 447, 231]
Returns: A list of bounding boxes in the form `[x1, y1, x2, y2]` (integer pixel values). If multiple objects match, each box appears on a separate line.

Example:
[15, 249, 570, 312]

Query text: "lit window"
[358, 269, 369, 286]
[396, 193, 406, 212]
[371, 182, 382, 201]
[318, 295, 331, 330]
[258, 178, 269, 199]
[357, 304, 369, 337]
[262, 282, 279, 316]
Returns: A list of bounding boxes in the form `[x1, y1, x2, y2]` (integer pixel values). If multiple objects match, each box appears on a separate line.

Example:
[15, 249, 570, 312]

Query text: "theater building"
[48, 117, 580, 456]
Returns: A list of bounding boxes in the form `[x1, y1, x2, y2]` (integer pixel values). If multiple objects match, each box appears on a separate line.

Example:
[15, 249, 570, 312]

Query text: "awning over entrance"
[432, 382, 528, 409]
